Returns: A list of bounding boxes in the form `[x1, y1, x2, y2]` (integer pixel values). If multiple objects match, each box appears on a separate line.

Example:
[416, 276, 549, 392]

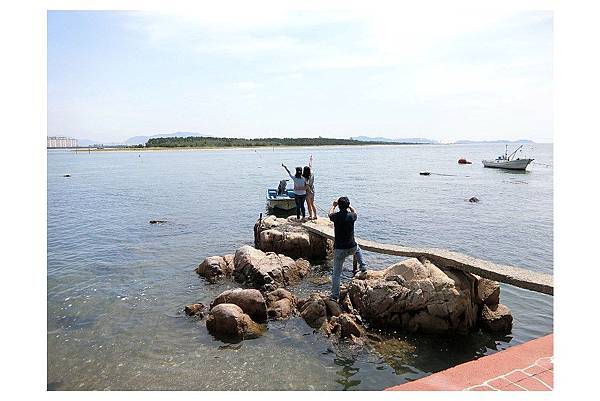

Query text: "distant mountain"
[125, 132, 200, 145]
[454, 139, 535, 144]
[351, 136, 437, 144]
[78, 138, 102, 146]
[78, 138, 124, 146]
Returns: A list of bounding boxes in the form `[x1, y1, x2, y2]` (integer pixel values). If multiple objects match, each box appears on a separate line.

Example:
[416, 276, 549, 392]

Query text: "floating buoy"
[63, 174, 71, 177]
[419, 171, 431, 176]
[458, 158, 472, 164]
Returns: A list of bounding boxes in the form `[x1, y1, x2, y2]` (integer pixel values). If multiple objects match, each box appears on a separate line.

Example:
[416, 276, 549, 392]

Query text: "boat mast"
[507, 145, 523, 161]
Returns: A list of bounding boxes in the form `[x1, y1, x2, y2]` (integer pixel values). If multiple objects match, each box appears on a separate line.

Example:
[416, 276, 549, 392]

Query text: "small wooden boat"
[458, 158, 472, 164]
[419, 171, 431, 176]
[482, 145, 534, 171]
[266, 181, 297, 210]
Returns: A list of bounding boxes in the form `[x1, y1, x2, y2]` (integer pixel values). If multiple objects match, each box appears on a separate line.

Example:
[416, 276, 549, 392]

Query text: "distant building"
[47, 136, 78, 148]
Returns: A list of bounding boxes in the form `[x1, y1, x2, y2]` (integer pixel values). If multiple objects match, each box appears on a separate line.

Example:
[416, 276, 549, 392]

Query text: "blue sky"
[47, 6, 552, 143]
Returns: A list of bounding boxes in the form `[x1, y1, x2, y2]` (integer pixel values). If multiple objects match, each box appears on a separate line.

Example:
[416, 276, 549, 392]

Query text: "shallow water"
[47, 143, 553, 390]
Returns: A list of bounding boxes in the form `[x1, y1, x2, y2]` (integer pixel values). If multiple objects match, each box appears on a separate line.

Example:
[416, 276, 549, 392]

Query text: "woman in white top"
[303, 155, 317, 220]
[281, 163, 306, 220]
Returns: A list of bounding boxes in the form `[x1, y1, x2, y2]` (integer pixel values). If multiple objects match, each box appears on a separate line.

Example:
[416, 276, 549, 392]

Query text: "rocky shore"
[187, 215, 512, 344]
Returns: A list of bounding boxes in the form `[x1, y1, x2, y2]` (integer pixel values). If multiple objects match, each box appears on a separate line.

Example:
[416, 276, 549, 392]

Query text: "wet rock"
[210, 288, 267, 323]
[266, 288, 296, 320]
[338, 289, 356, 314]
[476, 277, 501, 306]
[348, 334, 365, 346]
[233, 245, 311, 292]
[479, 304, 513, 333]
[265, 288, 296, 305]
[267, 298, 294, 320]
[408, 310, 450, 333]
[299, 294, 328, 329]
[338, 313, 362, 338]
[196, 255, 234, 283]
[323, 298, 342, 317]
[296, 292, 372, 343]
[347, 258, 480, 334]
[184, 303, 205, 317]
[206, 303, 264, 342]
[254, 215, 333, 259]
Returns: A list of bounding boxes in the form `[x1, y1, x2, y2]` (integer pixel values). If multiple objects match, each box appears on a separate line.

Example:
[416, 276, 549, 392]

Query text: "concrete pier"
[302, 223, 553, 295]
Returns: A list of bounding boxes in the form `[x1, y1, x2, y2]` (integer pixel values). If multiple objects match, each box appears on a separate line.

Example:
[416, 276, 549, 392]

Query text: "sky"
[47, 4, 553, 143]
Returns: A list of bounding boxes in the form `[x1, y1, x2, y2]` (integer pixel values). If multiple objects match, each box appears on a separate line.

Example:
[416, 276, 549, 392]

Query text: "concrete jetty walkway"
[302, 223, 553, 295]
[385, 334, 553, 391]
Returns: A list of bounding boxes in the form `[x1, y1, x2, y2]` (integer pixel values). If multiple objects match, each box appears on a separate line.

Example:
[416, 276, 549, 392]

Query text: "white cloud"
[51, 4, 552, 142]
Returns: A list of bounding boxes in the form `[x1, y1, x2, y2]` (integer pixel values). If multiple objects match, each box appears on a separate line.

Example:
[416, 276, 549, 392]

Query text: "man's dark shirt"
[329, 210, 357, 249]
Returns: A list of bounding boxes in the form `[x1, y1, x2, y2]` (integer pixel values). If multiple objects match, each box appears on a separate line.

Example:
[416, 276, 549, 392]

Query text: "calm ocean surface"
[47, 144, 553, 390]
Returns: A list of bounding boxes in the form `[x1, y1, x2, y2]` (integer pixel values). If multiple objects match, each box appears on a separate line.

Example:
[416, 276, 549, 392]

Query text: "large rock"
[265, 288, 296, 320]
[196, 255, 234, 283]
[298, 294, 328, 329]
[479, 304, 513, 333]
[298, 293, 366, 340]
[476, 277, 501, 306]
[337, 313, 363, 338]
[254, 215, 333, 259]
[210, 288, 267, 323]
[184, 303, 205, 317]
[323, 298, 343, 317]
[265, 288, 296, 305]
[233, 245, 311, 292]
[347, 258, 480, 334]
[206, 303, 264, 342]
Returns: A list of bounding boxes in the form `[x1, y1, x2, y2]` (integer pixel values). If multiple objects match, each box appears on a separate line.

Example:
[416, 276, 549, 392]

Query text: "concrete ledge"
[302, 223, 553, 295]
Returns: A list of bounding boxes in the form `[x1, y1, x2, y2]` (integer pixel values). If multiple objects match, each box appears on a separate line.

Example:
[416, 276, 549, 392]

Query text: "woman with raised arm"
[303, 155, 317, 220]
[282, 163, 307, 220]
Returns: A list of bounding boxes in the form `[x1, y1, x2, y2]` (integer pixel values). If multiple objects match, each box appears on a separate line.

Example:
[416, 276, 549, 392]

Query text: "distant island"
[454, 139, 535, 144]
[142, 136, 425, 148]
[352, 136, 535, 144]
[351, 136, 438, 144]
[69, 133, 537, 149]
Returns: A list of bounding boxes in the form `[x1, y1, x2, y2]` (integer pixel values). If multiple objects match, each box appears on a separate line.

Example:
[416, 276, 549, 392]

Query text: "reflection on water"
[47, 144, 553, 390]
[334, 357, 362, 390]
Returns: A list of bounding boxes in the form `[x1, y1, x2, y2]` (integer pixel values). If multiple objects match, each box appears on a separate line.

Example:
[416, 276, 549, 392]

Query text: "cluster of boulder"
[187, 216, 512, 343]
[196, 245, 310, 291]
[346, 258, 512, 334]
[185, 287, 298, 342]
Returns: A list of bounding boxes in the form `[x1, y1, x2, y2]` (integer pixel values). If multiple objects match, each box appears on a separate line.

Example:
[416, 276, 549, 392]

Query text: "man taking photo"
[328, 196, 367, 301]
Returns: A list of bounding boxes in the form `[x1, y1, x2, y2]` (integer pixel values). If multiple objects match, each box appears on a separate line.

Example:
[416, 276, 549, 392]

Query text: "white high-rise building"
[47, 137, 79, 148]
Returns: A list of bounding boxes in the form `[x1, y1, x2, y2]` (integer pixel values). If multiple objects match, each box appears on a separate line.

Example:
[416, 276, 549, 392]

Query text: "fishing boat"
[482, 145, 534, 171]
[266, 180, 297, 210]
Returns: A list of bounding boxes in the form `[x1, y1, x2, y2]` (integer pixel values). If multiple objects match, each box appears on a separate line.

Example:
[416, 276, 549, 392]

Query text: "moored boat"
[266, 180, 296, 210]
[482, 145, 534, 171]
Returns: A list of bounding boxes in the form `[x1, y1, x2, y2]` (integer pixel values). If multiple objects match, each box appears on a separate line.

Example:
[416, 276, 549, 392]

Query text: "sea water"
[47, 143, 553, 390]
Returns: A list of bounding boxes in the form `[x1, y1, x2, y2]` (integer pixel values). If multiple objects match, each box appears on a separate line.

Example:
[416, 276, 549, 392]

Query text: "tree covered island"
[144, 136, 421, 148]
